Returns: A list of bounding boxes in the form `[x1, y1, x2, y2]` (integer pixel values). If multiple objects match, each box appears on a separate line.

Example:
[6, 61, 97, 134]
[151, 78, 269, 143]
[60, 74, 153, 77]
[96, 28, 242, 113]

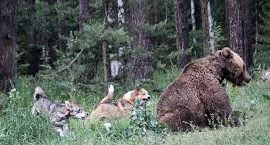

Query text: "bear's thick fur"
[157, 47, 251, 131]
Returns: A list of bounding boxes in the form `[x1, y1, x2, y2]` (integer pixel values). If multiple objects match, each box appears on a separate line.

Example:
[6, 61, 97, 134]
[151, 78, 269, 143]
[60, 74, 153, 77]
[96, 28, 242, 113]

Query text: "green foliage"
[127, 100, 167, 137]
[17, 0, 78, 74]
[189, 29, 205, 57]
[254, 0, 270, 68]
[71, 21, 130, 50]
[37, 20, 130, 84]
[214, 24, 227, 49]
[150, 20, 178, 68]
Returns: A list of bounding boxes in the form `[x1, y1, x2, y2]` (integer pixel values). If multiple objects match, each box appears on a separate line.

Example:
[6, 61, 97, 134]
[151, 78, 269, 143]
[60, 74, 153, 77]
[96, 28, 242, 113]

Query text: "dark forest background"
[1, 0, 270, 91]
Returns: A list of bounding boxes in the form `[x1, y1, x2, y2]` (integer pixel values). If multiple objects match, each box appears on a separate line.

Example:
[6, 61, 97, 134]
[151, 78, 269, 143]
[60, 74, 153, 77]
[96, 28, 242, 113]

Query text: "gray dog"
[31, 87, 88, 136]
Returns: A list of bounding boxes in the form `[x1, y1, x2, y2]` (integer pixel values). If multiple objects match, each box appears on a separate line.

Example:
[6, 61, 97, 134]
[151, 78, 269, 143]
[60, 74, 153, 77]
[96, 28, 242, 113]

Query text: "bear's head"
[217, 47, 251, 86]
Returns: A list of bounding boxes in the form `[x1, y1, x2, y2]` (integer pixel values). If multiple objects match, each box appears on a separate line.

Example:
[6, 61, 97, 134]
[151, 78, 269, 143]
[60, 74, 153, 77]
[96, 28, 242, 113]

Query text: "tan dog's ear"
[129, 88, 140, 103]
[221, 47, 232, 58]
[134, 88, 140, 96]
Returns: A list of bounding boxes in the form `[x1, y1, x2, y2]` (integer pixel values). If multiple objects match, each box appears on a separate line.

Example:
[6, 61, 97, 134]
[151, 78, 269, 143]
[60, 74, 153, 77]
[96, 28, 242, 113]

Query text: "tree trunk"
[207, 1, 215, 53]
[128, 0, 152, 84]
[190, 0, 197, 44]
[25, 0, 40, 75]
[200, 0, 209, 51]
[200, 0, 215, 54]
[118, 0, 125, 24]
[57, 0, 68, 51]
[174, 0, 190, 68]
[225, 0, 254, 68]
[109, 0, 125, 79]
[0, 0, 17, 92]
[41, 0, 57, 68]
[102, 39, 108, 86]
[102, 0, 109, 88]
[78, 0, 89, 31]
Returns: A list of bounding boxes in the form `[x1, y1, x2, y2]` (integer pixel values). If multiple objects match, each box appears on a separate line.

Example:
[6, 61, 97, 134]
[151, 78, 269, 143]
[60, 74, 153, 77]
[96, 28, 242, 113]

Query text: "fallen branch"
[56, 48, 85, 74]
[39, 48, 85, 77]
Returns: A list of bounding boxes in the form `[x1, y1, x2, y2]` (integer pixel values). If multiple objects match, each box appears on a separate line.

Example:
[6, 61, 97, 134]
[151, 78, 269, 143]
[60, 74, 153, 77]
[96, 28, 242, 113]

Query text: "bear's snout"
[242, 71, 251, 85]
[245, 74, 251, 83]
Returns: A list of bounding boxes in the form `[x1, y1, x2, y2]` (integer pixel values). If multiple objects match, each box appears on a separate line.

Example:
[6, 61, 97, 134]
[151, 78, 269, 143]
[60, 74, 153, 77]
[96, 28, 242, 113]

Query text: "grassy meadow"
[0, 68, 270, 145]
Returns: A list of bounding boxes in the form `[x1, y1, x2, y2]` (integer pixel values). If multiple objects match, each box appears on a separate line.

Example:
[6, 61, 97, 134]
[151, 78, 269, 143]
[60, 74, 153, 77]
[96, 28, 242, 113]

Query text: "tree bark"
[225, 0, 254, 68]
[207, 1, 215, 53]
[0, 0, 17, 92]
[200, 0, 215, 54]
[118, 0, 125, 24]
[78, 0, 89, 31]
[191, 0, 197, 44]
[102, 0, 109, 88]
[40, 0, 57, 68]
[174, 0, 190, 68]
[25, 0, 40, 75]
[109, 0, 125, 79]
[128, 0, 152, 84]
[200, 0, 209, 51]
[57, 0, 68, 51]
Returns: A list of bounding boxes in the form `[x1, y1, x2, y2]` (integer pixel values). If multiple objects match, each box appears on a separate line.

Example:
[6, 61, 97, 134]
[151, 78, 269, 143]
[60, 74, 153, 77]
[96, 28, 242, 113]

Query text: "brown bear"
[157, 47, 251, 131]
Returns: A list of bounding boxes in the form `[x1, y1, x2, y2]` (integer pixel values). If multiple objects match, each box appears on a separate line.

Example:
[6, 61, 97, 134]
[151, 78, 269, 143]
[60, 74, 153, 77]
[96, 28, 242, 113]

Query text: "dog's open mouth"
[142, 98, 148, 101]
[142, 96, 151, 101]
[74, 112, 89, 119]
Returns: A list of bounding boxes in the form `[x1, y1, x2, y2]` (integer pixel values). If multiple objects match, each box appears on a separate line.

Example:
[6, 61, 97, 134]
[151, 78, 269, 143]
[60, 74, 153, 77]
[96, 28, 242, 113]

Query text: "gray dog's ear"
[34, 87, 46, 101]
[56, 110, 70, 118]
[65, 101, 73, 110]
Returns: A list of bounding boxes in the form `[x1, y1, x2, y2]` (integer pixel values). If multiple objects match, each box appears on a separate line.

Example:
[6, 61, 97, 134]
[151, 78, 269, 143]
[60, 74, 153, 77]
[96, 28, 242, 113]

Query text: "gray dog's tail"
[33, 86, 46, 101]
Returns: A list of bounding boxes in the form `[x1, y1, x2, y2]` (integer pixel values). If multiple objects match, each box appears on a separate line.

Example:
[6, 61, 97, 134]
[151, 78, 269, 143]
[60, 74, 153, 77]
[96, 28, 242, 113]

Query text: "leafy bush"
[126, 100, 167, 137]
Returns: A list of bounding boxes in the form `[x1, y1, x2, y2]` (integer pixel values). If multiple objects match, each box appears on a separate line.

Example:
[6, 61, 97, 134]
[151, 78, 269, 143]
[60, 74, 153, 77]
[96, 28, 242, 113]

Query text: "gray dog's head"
[64, 101, 89, 119]
[33, 86, 46, 101]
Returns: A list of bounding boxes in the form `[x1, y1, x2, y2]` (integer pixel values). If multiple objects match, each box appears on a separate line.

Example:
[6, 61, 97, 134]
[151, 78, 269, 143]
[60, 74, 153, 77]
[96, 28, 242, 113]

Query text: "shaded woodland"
[0, 0, 269, 91]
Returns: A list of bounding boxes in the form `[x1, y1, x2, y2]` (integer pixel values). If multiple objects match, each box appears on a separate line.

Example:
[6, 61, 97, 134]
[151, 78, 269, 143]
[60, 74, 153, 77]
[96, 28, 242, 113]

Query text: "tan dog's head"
[123, 88, 151, 104]
[64, 101, 89, 119]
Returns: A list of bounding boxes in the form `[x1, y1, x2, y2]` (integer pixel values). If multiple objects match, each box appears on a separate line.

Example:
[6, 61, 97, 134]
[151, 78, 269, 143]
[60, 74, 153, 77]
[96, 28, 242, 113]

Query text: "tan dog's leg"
[117, 101, 125, 112]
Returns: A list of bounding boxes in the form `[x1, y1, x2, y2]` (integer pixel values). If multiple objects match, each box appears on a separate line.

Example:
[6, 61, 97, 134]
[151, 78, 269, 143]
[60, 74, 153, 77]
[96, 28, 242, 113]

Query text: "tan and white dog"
[89, 85, 150, 120]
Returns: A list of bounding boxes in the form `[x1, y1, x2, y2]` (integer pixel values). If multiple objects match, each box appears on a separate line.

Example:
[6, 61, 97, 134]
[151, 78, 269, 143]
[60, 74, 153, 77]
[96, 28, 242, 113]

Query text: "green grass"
[0, 68, 270, 145]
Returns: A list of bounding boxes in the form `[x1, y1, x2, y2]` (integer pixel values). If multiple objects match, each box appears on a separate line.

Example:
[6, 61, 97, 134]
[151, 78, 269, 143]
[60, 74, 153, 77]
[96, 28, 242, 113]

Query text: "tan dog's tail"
[99, 84, 114, 104]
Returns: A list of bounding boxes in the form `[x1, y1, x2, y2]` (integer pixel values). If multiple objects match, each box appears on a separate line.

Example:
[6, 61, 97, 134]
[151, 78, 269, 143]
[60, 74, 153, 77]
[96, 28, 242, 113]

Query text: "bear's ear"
[221, 47, 232, 58]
